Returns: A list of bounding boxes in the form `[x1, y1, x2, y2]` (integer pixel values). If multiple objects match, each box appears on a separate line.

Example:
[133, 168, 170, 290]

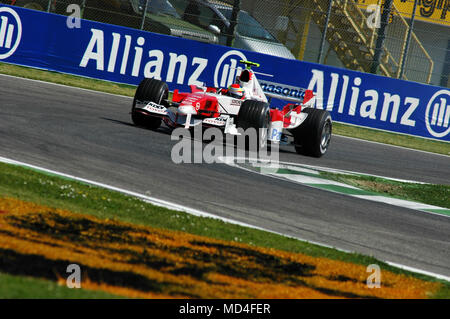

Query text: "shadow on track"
[100, 117, 297, 156]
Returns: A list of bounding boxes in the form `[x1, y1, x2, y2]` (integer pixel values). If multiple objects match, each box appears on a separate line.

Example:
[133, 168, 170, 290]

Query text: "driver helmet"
[228, 84, 245, 99]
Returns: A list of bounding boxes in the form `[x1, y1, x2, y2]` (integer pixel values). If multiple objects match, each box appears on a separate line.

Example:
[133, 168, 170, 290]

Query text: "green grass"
[320, 171, 450, 209]
[1, 161, 450, 298]
[0, 62, 136, 97]
[332, 122, 450, 156]
[1, 62, 449, 156]
[0, 272, 123, 298]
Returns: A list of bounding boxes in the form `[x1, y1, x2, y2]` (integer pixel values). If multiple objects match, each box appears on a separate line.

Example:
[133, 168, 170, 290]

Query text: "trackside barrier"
[0, 5, 449, 142]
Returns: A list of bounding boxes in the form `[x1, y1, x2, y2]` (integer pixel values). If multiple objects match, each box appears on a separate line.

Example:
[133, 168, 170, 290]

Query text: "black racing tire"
[131, 78, 168, 130]
[291, 108, 332, 157]
[236, 100, 270, 151]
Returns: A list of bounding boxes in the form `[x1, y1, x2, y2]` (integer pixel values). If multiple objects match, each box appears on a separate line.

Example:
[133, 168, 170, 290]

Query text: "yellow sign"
[358, 0, 450, 27]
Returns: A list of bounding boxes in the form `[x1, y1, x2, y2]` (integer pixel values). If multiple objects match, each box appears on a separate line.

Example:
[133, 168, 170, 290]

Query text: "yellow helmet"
[228, 84, 245, 99]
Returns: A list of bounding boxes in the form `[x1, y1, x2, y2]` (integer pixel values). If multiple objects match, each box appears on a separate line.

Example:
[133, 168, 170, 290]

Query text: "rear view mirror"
[208, 24, 221, 35]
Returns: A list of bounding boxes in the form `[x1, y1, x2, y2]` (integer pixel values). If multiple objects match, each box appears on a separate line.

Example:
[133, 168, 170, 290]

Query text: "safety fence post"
[141, 0, 149, 30]
[398, 0, 419, 80]
[317, 0, 333, 64]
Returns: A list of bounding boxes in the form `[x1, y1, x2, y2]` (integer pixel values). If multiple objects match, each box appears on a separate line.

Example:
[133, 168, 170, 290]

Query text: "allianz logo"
[429, 97, 449, 127]
[425, 89, 450, 138]
[0, 7, 22, 60]
[213, 50, 247, 88]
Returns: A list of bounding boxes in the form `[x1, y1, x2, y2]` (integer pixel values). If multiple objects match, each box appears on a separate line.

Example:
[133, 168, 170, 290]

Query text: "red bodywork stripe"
[270, 109, 283, 122]
[303, 89, 314, 104]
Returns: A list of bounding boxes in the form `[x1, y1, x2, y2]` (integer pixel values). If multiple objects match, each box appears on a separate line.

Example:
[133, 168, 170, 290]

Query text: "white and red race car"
[131, 60, 332, 157]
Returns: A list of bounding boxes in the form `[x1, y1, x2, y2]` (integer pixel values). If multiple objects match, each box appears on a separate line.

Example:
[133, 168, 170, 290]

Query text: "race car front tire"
[131, 78, 169, 130]
[236, 100, 270, 151]
[291, 108, 332, 157]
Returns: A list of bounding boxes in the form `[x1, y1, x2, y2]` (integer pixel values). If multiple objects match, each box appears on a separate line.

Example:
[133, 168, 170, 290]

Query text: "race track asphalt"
[1, 74, 449, 277]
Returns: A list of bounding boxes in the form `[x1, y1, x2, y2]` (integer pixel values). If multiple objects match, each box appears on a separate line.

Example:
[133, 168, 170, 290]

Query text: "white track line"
[385, 262, 450, 283]
[219, 157, 450, 219]
[271, 160, 430, 184]
[1, 155, 449, 283]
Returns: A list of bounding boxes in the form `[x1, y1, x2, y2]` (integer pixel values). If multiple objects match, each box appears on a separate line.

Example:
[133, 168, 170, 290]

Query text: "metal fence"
[240, 0, 448, 86]
[3, 0, 449, 87]
[240, 0, 448, 87]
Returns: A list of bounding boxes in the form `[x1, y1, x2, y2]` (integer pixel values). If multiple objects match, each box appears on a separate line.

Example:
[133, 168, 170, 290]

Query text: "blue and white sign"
[1, 5, 449, 142]
[0, 6, 22, 60]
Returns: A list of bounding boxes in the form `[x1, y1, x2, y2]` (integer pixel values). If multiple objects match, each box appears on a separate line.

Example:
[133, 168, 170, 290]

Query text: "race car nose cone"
[178, 105, 197, 115]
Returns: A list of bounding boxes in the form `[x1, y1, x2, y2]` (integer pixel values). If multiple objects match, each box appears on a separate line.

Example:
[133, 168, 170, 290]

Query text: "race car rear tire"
[291, 108, 332, 157]
[131, 78, 168, 130]
[236, 100, 270, 151]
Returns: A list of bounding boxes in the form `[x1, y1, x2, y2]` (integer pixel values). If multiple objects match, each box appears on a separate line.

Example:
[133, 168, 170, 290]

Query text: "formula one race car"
[131, 60, 332, 157]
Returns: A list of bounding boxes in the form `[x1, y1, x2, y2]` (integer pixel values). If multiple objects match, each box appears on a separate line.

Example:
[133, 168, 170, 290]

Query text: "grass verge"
[0, 62, 136, 97]
[0, 272, 122, 299]
[320, 171, 450, 209]
[333, 122, 450, 156]
[1, 62, 449, 156]
[0, 161, 449, 298]
[0, 197, 441, 299]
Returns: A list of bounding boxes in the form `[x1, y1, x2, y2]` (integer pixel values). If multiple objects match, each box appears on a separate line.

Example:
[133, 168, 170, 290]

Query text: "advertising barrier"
[0, 5, 449, 142]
